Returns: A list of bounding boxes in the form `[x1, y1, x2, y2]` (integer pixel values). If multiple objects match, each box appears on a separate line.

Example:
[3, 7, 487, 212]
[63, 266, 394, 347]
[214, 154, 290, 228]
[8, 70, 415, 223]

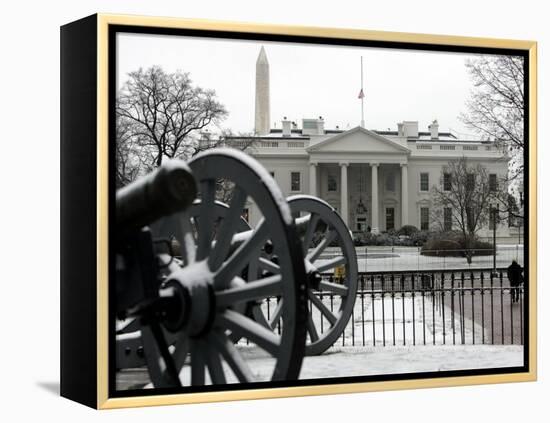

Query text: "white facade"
[232, 121, 510, 238]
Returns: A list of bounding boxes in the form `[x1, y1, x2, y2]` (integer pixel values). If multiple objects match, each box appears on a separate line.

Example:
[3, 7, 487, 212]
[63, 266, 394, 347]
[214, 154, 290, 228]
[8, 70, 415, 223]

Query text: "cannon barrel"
[116, 159, 197, 234]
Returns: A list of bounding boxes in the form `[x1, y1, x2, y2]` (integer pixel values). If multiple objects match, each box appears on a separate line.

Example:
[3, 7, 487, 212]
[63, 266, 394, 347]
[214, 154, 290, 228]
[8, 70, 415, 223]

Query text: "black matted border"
[106, 24, 531, 399]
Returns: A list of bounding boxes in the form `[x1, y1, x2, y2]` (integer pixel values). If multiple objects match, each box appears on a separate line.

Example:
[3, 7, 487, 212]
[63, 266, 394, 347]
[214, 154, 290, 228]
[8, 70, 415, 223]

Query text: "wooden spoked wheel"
[250, 195, 358, 356]
[119, 149, 308, 388]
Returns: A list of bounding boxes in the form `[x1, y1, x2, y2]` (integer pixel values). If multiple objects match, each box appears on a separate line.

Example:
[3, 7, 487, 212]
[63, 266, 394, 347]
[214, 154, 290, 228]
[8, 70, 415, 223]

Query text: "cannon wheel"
[136, 149, 308, 387]
[250, 195, 358, 356]
[115, 200, 252, 369]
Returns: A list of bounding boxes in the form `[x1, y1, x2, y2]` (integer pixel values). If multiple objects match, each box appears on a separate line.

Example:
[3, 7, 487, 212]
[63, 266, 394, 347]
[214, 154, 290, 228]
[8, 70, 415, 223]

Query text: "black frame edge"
[60, 13, 98, 409]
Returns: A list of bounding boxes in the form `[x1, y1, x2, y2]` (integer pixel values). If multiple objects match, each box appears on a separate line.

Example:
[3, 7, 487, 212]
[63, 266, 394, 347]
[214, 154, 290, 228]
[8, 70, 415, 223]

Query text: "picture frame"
[60, 13, 537, 409]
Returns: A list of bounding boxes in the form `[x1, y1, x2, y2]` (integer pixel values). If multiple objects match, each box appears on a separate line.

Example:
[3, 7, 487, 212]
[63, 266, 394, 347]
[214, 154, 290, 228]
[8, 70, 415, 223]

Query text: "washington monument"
[254, 46, 270, 135]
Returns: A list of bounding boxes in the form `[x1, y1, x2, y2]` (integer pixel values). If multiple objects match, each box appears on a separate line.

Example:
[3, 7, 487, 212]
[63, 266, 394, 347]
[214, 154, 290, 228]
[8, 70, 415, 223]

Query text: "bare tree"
[431, 157, 504, 263]
[115, 114, 142, 188]
[459, 55, 524, 178]
[116, 66, 228, 170]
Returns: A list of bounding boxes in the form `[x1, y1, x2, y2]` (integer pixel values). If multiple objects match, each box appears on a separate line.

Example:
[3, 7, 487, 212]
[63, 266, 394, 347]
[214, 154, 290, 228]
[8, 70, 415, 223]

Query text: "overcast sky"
[117, 32, 494, 139]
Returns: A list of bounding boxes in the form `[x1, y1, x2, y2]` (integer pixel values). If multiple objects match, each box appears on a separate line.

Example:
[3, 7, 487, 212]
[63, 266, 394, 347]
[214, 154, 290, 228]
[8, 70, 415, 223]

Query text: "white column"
[340, 162, 349, 226]
[401, 163, 409, 227]
[371, 163, 379, 233]
[309, 162, 318, 197]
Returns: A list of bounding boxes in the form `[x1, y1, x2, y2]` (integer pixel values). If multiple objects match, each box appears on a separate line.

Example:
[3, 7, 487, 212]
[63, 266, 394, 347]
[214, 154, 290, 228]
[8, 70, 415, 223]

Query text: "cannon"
[115, 149, 308, 388]
[115, 148, 358, 389]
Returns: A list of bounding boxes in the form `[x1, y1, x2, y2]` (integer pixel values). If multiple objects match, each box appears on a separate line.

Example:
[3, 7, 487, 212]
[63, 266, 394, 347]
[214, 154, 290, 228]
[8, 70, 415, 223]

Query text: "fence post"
[451, 273, 456, 345]
[490, 271, 495, 344]
[432, 273, 436, 345]
[371, 275, 376, 347]
[500, 270, 505, 344]
[390, 274, 395, 345]
[460, 272, 465, 344]
[441, 272, 446, 345]
[470, 271, 475, 345]
[411, 273, 416, 346]
[480, 271, 485, 344]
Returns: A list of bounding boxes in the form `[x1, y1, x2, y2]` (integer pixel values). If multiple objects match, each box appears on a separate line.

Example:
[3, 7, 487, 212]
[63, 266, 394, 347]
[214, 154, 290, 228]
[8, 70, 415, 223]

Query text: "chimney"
[397, 122, 404, 137]
[282, 117, 292, 137]
[402, 121, 419, 138]
[429, 119, 439, 139]
[317, 116, 325, 135]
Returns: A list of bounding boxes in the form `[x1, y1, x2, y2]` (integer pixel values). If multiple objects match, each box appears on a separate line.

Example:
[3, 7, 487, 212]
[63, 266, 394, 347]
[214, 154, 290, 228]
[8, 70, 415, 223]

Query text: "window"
[444, 207, 452, 231]
[466, 174, 475, 191]
[420, 207, 429, 230]
[386, 207, 395, 231]
[489, 174, 497, 192]
[386, 173, 395, 192]
[443, 173, 452, 191]
[466, 207, 474, 231]
[327, 174, 337, 192]
[420, 173, 429, 191]
[291, 172, 301, 191]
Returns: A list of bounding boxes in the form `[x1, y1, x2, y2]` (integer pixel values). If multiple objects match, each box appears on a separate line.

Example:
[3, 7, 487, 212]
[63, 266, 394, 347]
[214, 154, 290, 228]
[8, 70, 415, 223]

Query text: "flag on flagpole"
[358, 88, 364, 99]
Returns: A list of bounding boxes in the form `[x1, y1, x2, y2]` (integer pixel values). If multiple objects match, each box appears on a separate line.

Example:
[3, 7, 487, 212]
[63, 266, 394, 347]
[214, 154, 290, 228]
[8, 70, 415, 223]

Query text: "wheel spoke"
[208, 187, 247, 271]
[269, 300, 284, 329]
[217, 310, 280, 356]
[214, 220, 269, 289]
[178, 211, 196, 265]
[190, 339, 206, 386]
[216, 275, 282, 308]
[204, 341, 227, 385]
[317, 280, 349, 296]
[302, 213, 320, 255]
[307, 313, 320, 342]
[306, 230, 337, 262]
[308, 290, 338, 326]
[171, 334, 190, 372]
[196, 180, 216, 261]
[258, 257, 281, 275]
[315, 256, 346, 273]
[210, 330, 254, 383]
[141, 324, 181, 388]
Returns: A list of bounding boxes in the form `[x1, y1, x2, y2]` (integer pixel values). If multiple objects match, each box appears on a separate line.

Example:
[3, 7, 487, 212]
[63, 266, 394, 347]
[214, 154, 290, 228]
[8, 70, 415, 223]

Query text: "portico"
[306, 126, 410, 232]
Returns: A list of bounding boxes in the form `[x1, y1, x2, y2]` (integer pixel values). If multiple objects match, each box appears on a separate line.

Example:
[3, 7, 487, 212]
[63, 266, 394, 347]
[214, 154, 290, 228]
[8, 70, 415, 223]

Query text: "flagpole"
[360, 56, 365, 128]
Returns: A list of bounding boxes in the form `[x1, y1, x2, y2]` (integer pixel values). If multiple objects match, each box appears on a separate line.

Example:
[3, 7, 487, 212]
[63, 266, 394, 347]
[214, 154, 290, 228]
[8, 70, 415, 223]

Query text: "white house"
[226, 47, 512, 239]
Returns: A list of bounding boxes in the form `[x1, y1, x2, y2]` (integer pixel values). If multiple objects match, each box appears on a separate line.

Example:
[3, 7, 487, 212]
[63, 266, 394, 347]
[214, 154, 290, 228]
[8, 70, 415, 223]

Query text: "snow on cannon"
[115, 149, 309, 388]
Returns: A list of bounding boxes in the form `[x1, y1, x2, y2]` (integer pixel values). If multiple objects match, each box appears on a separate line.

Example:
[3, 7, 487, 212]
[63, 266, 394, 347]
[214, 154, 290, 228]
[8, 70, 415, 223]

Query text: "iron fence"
[309, 269, 525, 348]
[321, 246, 524, 273]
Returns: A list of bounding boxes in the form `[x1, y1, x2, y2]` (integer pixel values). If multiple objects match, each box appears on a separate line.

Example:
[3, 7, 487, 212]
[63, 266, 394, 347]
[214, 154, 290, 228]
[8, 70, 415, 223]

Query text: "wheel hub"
[162, 260, 216, 337]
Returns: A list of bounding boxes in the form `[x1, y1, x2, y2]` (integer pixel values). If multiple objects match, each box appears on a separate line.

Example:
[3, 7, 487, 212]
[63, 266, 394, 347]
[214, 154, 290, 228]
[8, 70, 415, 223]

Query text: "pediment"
[307, 126, 410, 154]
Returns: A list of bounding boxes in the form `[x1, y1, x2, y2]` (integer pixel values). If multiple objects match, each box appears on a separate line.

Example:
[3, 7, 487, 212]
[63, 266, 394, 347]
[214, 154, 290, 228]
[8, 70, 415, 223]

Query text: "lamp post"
[518, 184, 524, 246]
[517, 183, 524, 261]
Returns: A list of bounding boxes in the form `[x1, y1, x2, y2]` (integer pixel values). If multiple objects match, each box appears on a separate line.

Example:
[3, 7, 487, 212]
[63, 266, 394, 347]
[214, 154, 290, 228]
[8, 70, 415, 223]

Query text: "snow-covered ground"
[117, 344, 524, 389]
[117, 290, 524, 390]
[238, 344, 524, 381]
[318, 244, 524, 273]
[332, 294, 486, 347]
